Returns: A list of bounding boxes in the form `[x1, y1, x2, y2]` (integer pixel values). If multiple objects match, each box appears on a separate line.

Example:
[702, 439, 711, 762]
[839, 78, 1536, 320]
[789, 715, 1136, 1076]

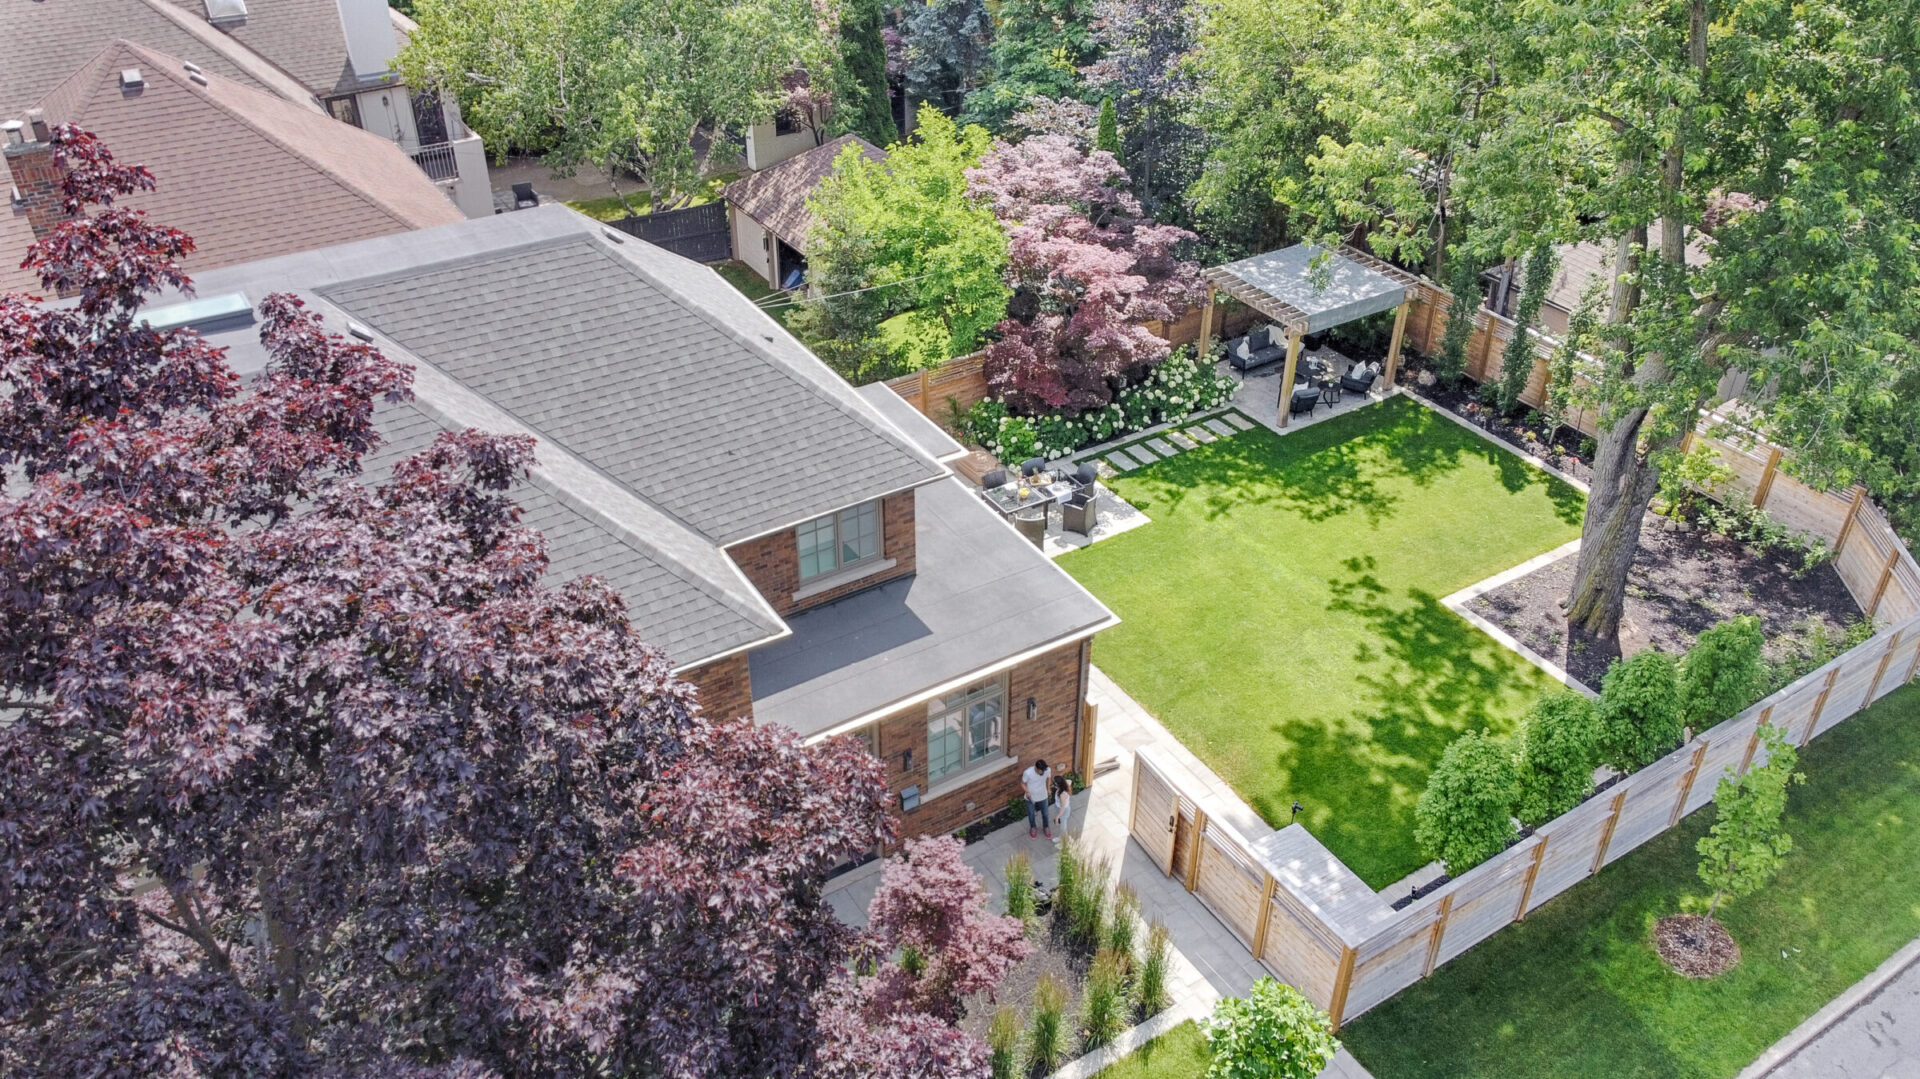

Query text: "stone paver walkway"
[1743, 937, 1920, 1079]
[824, 666, 1375, 1079]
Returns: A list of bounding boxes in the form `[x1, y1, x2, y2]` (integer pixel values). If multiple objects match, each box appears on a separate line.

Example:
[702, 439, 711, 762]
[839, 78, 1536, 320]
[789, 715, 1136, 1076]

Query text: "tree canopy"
[0, 128, 956, 1079]
[399, 0, 836, 200]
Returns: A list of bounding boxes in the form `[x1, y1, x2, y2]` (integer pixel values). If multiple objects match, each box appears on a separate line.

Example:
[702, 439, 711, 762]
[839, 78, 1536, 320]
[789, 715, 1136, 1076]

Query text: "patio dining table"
[983, 477, 1077, 515]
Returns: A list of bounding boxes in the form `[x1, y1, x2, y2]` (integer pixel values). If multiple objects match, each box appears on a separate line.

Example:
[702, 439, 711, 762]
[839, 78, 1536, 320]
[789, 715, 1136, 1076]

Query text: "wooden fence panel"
[1432, 850, 1534, 965]
[1763, 481, 1852, 546]
[1525, 797, 1615, 911]
[1342, 922, 1433, 1017]
[1597, 756, 1687, 867]
[1195, 829, 1267, 950]
[1686, 712, 1762, 815]
[1258, 893, 1347, 1009]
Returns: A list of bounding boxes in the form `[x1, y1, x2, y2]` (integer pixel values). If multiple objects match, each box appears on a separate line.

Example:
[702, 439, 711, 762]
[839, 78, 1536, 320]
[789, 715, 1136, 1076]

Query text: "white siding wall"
[731, 206, 776, 286]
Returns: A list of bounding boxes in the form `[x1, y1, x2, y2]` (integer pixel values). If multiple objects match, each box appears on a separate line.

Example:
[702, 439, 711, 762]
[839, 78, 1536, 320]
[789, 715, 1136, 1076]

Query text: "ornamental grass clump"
[1134, 922, 1172, 1016]
[1106, 883, 1141, 967]
[1080, 948, 1128, 1050]
[1028, 973, 1070, 1072]
[1004, 850, 1035, 921]
[1070, 855, 1114, 949]
[1054, 837, 1084, 926]
[988, 1005, 1021, 1079]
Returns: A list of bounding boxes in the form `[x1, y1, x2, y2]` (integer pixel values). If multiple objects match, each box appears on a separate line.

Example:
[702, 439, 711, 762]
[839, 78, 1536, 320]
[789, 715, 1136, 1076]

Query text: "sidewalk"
[825, 666, 1374, 1079]
[1740, 935, 1920, 1079]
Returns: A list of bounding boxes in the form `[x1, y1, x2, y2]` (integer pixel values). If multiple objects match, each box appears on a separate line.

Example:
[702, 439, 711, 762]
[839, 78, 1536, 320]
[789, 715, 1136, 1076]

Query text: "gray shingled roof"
[320, 230, 945, 543]
[361, 400, 782, 666]
[749, 478, 1117, 738]
[1, 0, 271, 117]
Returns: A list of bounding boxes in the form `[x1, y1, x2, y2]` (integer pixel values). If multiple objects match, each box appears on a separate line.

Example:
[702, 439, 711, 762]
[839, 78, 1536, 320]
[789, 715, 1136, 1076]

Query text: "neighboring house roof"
[164, 207, 1113, 702]
[723, 133, 885, 250]
[161, 0, 395, 99]
[0, 0, 318, 118]
[1, 41, 464, 296]
[1540, 223, 1711, 318]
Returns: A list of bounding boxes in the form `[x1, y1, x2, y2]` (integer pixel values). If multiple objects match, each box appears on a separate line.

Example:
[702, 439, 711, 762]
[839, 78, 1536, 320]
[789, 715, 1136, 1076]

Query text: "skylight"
[138, 292, 254, 334]
[203, 0, 248, 26]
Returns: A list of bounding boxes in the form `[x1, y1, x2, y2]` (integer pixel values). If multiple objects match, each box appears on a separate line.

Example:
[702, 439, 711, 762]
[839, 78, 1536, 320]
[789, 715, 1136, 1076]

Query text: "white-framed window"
[796, 501, 882, 581]
[926, 677, 1006, 783]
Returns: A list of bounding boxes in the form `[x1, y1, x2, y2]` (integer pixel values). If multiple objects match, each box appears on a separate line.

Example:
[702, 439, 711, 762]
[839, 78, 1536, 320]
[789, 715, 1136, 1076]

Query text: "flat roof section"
[748, 477, 1117, 740]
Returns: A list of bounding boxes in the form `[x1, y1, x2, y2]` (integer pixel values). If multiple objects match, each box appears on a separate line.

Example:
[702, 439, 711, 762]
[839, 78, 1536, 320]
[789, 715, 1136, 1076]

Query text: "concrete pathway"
[1742, 937, 1920, 1079]
[824, 666, 1375, 1079]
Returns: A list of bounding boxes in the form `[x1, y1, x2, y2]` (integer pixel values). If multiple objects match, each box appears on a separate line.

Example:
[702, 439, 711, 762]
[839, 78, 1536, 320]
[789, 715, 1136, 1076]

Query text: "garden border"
[1119, 412, 1920, 1031]
[1440, 538, 1594, 698]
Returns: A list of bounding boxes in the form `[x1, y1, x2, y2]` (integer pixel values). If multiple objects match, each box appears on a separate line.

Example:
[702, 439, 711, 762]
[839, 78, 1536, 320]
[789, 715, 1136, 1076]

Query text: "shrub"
[1598, 650, 1684, 772]
[1106, 883, 1141, 966]
[1004, 850, 1035, 921]
[1202, 976, 1340, 1079]
[1028, 973, 1069, 1072]
[1134, 921, 1172, 1016]
[988, 1005, 1021, 1079]
[1081, 948, 1128, 1050]
[1655, 445, 1735, 518]
[1679, 616, 1767, 727]
[1514, 690, 1605, 826]
[1413, 730, 1519, 873]
[1697, 725, 1804, 920]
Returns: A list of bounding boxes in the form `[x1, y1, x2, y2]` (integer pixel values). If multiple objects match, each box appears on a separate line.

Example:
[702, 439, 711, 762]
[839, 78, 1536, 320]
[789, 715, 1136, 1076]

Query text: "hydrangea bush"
[961, 347, 1237, 462]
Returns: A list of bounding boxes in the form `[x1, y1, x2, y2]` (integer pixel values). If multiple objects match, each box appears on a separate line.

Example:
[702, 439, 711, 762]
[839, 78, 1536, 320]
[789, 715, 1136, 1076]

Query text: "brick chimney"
[5, 109, 67, 241]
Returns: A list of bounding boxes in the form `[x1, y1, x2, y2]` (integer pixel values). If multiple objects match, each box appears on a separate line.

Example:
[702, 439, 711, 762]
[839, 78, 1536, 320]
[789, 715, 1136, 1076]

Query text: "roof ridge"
[582, 229, 946, 523]
[99, 42, 427, 233]
[133, 0, 322, 110]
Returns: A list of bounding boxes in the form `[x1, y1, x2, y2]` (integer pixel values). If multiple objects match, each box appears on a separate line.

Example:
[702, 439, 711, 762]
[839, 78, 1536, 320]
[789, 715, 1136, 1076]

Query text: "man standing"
[1022, 758, 1052, 839]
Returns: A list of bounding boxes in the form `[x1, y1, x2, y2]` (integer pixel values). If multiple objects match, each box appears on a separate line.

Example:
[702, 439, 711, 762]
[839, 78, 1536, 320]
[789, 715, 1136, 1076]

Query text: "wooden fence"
[1127, 413, 1920, 1029]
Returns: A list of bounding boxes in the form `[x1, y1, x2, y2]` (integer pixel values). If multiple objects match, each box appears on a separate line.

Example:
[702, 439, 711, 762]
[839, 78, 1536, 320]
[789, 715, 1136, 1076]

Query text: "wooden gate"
[605, 201, 733, 263]
[1129, 751, 1179, 876]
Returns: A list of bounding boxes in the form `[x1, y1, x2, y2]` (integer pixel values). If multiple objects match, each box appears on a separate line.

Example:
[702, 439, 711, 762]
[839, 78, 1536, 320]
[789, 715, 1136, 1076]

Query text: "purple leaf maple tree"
[966, 135, 1204, 413]
[0, 128, 916, 1078]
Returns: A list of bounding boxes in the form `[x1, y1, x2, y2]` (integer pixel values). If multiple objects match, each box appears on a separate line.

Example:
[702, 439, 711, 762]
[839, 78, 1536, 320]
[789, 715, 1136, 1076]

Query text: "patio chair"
[1019, 457, 1047, 479]
[1289, 384, 1323, 416]
[1060, 491, 1097, 537]
[1012, 506, 1048, 547]
[1072, 462, 1099, 491]
[511, 182, 539, 210]
[981, 468, 1008, 491]
[1340, 363, 1380, 395]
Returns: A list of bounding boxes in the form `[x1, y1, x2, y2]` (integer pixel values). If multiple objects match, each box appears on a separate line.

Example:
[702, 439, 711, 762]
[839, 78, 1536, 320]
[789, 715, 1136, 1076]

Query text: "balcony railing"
[408, 141, 459, 182]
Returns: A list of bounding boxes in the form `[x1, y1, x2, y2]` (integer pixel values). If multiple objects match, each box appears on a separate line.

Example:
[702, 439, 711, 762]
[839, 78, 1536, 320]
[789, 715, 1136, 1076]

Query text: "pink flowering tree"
[967, 135, 1204, 413]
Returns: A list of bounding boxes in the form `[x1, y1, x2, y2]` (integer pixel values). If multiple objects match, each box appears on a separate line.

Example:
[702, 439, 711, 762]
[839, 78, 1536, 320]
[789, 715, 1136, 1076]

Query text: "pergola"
[1196, 244, 1422, 427]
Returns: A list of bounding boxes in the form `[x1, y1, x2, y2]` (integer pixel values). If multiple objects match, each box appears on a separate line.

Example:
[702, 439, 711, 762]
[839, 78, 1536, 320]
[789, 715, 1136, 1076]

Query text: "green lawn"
[1060, 396, 1584, 886]
[1093, 1021, 1212, 1078]
[563, 173, 736, 222]
[1343, 682, 1920, 1078]
[713, 262, 801, 333]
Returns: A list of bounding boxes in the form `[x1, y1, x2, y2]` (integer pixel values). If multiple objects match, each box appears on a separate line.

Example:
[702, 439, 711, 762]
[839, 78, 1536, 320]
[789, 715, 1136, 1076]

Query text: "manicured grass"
[1093, 1021, 1212, 1078]
[563, 174, 736, 222]
[1060, 396, 1584, 886]
[1342, 682, 1920, 1079]
[713, 262, 801, 333]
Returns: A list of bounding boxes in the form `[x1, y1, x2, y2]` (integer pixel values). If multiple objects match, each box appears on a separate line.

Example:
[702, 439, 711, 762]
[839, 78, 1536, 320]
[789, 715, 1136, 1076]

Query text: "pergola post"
[1196, 284, 1218, 361]
[1383, 300, 1410, 389]
[1277, 326, 1304, 429]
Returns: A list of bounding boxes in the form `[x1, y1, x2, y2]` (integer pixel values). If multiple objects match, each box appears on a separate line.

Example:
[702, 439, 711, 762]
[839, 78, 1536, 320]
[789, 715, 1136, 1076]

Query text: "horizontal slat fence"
[1126, 400, 1920, 1026]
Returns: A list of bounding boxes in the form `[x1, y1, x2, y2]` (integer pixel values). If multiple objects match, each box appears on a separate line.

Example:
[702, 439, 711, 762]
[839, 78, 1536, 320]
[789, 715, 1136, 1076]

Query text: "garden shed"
[722, 133, 886, 290]
[1198, 245, 1421, 426]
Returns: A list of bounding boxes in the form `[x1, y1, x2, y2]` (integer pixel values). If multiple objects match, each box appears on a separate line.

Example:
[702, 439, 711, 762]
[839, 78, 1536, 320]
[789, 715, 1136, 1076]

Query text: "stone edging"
[1047, 1000, 1203, 1079]
[1735, 934, 1920, 1079]
[1439, 538, 1598, 698]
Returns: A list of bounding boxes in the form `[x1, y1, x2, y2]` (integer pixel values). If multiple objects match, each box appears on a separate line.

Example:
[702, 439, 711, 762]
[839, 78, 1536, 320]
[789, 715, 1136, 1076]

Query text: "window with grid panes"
[795, 501, 881, 581]
[926, 677, 1005, 783]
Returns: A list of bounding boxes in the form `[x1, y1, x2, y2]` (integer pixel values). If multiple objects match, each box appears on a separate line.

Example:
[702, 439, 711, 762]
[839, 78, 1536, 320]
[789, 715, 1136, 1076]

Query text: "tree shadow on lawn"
[1124, 397, 1582, 529]
[1276, 556, 1540, 885]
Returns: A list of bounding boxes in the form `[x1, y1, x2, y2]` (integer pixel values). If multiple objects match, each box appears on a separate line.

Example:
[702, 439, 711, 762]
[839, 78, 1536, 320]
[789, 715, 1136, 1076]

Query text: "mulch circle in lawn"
[1653, 913, 1742, 978]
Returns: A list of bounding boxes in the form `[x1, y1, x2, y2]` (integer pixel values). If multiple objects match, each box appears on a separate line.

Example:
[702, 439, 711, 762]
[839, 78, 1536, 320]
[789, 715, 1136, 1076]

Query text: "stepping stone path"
[1081, 412, 1249, 476]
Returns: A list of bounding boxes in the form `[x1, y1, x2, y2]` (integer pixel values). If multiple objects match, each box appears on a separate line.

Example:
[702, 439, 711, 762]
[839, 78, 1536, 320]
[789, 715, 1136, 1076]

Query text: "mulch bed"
[959, 917, 1091, 1042]
[1653, 913, 1742, 977]
[1469, 521, 1859, 689]
[1400, 355, 1597, 486]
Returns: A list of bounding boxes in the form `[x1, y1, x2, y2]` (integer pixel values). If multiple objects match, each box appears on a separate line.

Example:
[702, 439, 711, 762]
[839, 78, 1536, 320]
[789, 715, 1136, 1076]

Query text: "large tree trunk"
[1563, 405, 1660, 639]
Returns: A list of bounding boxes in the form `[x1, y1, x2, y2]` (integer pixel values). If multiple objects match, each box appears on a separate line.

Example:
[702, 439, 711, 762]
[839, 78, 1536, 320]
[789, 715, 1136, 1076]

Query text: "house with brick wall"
[157, 204, 1117, 847]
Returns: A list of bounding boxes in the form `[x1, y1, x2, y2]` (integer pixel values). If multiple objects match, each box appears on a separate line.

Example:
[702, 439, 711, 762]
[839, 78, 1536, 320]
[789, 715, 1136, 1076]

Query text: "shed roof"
[1204, 244, 1416, 335]
[722, 134, 886, 251]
